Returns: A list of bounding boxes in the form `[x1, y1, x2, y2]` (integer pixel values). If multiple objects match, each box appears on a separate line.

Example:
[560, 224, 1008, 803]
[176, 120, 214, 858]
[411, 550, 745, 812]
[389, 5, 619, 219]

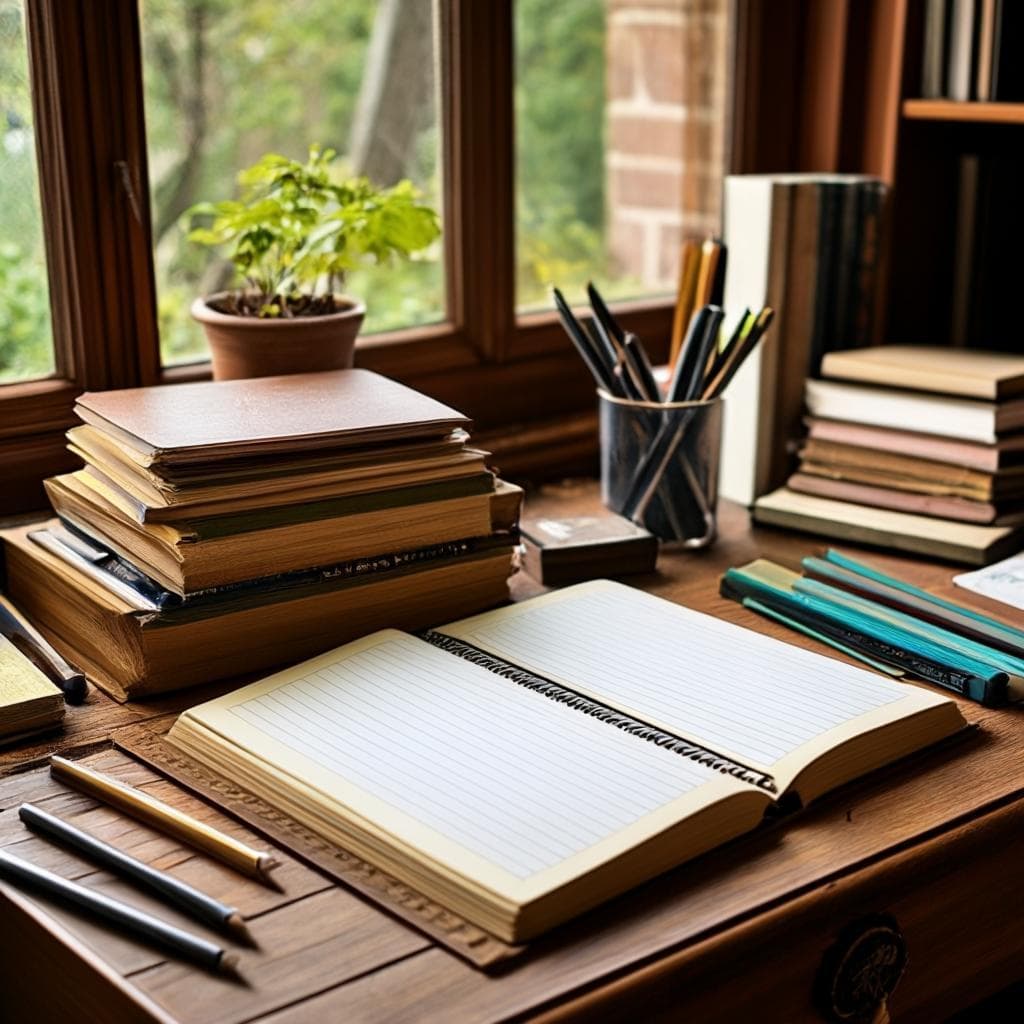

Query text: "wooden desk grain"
[3, 484, 1024, 1022]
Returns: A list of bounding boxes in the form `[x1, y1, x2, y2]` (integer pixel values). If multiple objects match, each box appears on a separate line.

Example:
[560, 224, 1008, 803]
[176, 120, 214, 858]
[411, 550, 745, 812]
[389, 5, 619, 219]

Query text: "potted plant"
[186, 146, 440, 380]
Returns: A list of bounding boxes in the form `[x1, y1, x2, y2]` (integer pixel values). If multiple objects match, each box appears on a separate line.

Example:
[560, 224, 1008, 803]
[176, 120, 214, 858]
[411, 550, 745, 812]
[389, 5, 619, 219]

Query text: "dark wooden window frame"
[1, 0, 723, 512]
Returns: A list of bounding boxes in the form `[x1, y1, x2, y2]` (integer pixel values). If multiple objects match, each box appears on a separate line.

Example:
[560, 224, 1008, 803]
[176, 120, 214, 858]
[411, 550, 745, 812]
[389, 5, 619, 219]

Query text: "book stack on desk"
[1, 370, 521, 700]
[754, 346, 1024, 565]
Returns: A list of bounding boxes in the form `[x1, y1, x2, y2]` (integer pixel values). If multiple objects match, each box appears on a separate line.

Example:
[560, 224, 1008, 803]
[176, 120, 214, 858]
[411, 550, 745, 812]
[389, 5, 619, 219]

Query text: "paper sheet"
[955, 551, 1024, 611]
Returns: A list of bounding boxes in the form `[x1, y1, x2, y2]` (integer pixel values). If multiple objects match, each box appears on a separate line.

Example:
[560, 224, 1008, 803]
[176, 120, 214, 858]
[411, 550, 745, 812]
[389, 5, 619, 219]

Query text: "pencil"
[668, 241, 701, 366]
[50, 756, 278, 883]
[693, 238, 721, 308]
[19, 802, 250, 939]
[0, 848, 240, 975]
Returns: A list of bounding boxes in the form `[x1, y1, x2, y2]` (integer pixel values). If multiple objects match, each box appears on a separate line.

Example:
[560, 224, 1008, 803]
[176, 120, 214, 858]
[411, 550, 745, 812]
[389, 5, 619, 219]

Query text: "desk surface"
[3, 483, 1024, 1023]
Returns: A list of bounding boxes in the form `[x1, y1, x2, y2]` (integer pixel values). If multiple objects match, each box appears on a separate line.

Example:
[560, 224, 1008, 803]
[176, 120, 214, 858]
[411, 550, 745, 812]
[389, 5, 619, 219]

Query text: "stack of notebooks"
[1, 370, 522, 700]
[754, 346, 1024, 565]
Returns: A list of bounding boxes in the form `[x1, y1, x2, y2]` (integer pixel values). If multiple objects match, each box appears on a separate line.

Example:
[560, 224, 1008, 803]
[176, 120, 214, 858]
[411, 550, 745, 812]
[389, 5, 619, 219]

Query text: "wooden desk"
[3, 484, 1024, 1022]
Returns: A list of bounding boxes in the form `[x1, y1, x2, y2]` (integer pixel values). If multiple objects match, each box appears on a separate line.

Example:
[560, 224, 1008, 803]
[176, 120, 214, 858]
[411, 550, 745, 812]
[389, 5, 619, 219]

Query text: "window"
[140, 0, 444, 366]
[515, 0, 728, 309]
[0, 0, 736, 514]
[0, 0, 53, 382]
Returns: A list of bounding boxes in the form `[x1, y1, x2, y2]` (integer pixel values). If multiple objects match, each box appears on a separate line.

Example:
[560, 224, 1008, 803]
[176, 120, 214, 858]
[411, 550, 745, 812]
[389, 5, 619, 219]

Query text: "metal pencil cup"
[598, 390, 723, 547]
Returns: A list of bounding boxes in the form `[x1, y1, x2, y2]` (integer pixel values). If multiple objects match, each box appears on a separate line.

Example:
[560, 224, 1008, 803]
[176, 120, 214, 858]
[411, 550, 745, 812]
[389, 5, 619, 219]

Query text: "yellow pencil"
[50, 755, 278, 883]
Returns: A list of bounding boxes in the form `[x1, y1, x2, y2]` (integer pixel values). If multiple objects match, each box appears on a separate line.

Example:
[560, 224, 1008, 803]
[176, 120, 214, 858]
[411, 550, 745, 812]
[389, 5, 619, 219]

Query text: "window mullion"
[446, 0, 516, 362]
[25, 0, 160, 392]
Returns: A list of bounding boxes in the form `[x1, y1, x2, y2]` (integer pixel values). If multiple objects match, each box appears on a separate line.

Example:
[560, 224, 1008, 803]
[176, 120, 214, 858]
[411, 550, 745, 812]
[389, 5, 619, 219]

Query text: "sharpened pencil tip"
[219, 952, 242, 978]
[225, 912, 256, 946]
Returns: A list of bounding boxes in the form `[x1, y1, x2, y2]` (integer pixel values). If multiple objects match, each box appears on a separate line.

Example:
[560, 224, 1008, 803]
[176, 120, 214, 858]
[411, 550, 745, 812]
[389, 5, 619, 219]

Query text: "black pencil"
[19, 803, 250, 940]
[0, 847, 240, 975]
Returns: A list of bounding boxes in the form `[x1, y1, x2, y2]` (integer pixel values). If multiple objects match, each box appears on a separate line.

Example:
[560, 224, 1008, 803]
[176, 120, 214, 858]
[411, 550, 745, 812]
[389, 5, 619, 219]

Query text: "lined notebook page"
[444, 582, 914, 772]
[223, 632, 719, 880]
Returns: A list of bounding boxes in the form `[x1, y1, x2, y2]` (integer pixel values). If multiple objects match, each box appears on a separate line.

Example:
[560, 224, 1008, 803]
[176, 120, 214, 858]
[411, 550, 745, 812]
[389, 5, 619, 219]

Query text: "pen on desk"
[0, 848, 240, 975]
[50, 756, 278, 883]
[18, 803, 250, 939]
[0, 595, 88, 705]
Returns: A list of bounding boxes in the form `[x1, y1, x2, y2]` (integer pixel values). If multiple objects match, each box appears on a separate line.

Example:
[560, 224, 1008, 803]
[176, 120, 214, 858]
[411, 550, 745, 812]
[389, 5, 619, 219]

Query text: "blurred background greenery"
[1, 0, 633, 380]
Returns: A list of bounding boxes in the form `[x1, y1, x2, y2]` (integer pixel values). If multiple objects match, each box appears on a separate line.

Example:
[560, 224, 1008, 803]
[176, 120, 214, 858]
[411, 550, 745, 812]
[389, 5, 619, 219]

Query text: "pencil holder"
[598, 390, 723, 547]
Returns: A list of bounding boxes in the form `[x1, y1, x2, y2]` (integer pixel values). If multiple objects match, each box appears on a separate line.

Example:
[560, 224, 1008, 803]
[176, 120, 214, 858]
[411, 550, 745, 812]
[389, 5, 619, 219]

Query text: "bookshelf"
[877, 1, 1023, 351]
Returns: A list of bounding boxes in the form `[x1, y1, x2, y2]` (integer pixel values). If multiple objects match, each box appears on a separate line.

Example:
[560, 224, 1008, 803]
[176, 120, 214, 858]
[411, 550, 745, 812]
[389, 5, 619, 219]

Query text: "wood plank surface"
[4, 485, 1024, 1021]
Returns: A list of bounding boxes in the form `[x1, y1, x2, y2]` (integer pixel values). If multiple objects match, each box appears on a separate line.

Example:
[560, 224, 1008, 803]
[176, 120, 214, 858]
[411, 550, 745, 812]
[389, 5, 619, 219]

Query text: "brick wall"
[606, 0, 729, 290]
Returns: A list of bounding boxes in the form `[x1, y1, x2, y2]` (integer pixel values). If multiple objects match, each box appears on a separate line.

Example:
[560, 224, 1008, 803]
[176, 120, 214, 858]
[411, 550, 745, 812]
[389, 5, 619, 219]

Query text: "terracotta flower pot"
[191, 293, 366, 380]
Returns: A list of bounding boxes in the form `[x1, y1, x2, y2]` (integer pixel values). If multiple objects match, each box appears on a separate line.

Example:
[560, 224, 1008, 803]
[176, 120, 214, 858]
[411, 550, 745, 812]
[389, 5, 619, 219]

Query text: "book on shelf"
[922, 0, 1024, 102]
[165, 580, 965, 942]
[753, 487, 1020, 565]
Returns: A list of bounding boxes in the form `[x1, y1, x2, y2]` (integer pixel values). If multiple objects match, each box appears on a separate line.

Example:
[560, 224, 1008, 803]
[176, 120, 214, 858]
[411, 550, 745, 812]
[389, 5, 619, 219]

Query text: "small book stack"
[2, 369, 522, 700]
[754, 346, 1024, 565]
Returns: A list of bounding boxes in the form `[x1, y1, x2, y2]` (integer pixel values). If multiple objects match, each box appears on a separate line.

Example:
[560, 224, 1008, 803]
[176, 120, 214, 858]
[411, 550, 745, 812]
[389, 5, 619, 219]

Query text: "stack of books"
[2, 369, 522, 700]
[754, 346, 1024, 565]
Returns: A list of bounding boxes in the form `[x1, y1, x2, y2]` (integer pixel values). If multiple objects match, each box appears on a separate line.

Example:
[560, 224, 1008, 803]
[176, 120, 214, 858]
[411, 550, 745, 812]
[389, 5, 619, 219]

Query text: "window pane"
[515, 0, 729, 310]
[0, 0, 54, 383]
[141, 0, 444, 367]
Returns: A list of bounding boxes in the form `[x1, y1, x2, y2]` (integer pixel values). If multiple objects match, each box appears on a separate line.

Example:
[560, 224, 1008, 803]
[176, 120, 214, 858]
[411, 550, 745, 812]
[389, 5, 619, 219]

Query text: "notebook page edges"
[439, 581, 957, 793]
[169, 629, 759, 907]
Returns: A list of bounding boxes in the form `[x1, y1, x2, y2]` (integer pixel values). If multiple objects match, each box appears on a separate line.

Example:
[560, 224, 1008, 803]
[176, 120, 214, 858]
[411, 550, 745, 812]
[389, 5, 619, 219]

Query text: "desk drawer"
[536, 797, 1024, 1024]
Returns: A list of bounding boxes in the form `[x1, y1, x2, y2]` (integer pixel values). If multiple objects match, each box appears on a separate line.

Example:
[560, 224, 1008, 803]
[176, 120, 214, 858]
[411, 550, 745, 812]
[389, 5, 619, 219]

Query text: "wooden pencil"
[50, 755, 278, 883]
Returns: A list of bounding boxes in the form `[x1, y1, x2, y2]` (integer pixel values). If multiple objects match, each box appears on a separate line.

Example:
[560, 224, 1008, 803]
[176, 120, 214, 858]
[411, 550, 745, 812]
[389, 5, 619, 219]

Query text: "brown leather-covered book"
[75, 369, 470, 467]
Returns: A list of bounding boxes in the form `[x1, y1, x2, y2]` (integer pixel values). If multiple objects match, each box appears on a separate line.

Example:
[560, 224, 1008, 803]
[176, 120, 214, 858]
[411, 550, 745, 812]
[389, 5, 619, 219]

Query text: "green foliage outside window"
[0, 0, 617, 377]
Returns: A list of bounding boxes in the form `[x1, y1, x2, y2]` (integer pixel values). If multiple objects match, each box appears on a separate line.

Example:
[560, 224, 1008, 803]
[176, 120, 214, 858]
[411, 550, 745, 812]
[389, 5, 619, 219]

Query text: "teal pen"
[820, 549, 1024, 651]
[794, 576, 1024, 680]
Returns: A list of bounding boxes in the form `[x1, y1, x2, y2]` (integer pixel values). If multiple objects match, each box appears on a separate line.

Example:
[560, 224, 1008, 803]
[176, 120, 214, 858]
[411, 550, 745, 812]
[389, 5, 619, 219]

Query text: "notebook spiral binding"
[420, 630, 777, 793]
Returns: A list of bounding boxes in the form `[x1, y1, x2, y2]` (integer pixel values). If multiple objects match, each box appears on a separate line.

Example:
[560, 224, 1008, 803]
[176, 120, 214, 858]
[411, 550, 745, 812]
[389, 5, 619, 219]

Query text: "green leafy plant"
[186, 146, 440, 317]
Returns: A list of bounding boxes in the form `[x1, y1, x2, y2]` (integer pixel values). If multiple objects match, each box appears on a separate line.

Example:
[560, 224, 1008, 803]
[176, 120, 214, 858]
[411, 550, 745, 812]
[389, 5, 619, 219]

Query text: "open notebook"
[167, 581, 965, 941]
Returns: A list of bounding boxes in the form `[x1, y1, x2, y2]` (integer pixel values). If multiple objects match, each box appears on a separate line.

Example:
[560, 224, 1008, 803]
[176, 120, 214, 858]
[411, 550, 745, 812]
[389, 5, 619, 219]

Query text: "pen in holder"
[599, 389, 723, 547]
